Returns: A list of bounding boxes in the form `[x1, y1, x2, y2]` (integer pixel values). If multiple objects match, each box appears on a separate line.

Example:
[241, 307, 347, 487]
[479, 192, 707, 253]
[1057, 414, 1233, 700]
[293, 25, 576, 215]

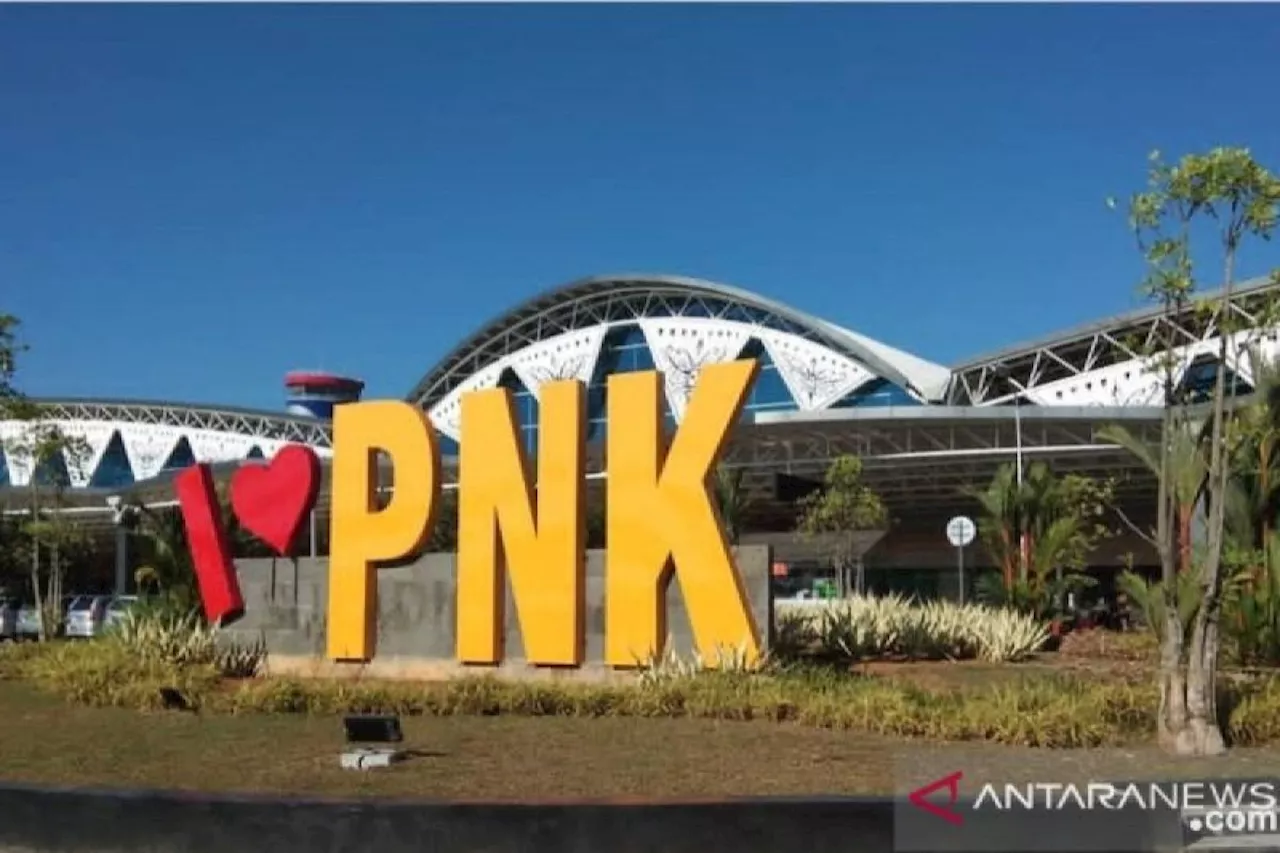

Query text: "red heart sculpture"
[229, 444, 322, 555]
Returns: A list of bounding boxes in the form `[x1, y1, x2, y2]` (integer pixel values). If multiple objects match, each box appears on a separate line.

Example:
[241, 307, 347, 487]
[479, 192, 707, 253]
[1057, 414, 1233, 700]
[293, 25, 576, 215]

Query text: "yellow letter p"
[327, 401, 440, 661]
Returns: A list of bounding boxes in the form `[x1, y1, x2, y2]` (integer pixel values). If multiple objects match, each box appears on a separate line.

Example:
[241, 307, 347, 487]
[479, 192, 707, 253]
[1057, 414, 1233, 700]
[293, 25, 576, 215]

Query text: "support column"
[114, 525, 128, 595]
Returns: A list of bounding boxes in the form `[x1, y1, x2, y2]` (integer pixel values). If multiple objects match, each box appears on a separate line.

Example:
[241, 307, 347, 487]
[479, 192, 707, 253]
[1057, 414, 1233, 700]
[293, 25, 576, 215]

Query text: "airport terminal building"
[4, 272, 1276, 598]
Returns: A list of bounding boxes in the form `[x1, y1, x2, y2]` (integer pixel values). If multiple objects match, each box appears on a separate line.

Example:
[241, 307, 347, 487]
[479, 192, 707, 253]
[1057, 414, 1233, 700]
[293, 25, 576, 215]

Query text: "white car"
[103, 595, 139, 630]
[64, 595, 111, 639]
[0, 599, 19, 640]
[15, 604, 43, 639]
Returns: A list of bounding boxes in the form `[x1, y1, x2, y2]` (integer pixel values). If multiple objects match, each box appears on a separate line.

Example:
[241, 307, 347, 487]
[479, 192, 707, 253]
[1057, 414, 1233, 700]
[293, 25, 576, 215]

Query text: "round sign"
[946, 515, 976, 548]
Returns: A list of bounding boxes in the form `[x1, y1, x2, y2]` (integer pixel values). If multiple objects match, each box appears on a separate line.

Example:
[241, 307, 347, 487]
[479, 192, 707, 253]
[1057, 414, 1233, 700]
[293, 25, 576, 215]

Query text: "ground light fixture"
[340, 714, 405, 770]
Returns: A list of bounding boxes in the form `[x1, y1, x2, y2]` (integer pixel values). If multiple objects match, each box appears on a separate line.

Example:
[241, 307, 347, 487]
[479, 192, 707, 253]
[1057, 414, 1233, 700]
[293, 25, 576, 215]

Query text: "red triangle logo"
[908, 771, 965, 826]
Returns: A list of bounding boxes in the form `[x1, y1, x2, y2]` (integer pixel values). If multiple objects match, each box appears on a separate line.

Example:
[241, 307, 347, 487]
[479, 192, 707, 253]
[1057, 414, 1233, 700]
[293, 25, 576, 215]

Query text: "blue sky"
[3, 4, 1280, 411]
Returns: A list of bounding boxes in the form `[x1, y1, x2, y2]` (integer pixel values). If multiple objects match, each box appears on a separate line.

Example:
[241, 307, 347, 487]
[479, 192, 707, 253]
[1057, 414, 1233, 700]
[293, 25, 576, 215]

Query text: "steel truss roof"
[947, 274, 1280, 405]
[407, 273, 950, 409]
[22, 398, 333, 448]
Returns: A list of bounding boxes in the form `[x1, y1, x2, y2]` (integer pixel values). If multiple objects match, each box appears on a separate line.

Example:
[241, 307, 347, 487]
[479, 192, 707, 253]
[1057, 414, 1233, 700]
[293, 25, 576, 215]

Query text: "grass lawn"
[855, 655, 1151, 691]
[4, 679, 1280, 800]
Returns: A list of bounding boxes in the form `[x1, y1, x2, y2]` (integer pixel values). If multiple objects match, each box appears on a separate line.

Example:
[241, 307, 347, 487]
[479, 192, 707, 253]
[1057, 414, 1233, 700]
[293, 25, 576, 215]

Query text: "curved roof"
[9, 397, 333, 445]
[951, 273, 1280, 372]
[406, 273, 952, 409]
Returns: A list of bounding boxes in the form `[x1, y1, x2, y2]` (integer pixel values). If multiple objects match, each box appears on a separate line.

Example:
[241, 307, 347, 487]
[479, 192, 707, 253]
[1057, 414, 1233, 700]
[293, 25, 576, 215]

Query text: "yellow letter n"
[327, 401, 440, 662]
[605, 359, 761, 668]
[456, 380, 586, 666]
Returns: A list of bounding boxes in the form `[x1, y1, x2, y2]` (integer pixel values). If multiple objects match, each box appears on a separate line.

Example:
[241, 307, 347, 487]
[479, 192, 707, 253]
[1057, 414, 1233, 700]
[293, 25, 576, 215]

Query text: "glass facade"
[1179, 356, 1252, 403]
[440, 322, 907, 455]
[831, 377, 921, 408]
[161, 438, 196, 473]
[31, 451, 70, 488]
[89, 433, 134, 489]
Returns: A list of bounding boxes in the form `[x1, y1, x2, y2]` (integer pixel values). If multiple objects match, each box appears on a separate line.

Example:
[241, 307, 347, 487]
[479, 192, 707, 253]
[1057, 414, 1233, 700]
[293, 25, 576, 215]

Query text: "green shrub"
[1227, 677, 1280, 745]
[107, 605, 266, 678]
[16, 640, 221, 709]
[775, 595, 1049, 663]
[0, 640, 48, 680]
[635, 640, 762, 686]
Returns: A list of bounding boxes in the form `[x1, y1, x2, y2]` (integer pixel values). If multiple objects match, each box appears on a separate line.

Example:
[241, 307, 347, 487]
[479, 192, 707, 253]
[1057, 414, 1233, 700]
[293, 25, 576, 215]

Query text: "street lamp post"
[1014, 394, 1024, 489]
[106, 495, 131, 596]
[993, 365, 1027, 580]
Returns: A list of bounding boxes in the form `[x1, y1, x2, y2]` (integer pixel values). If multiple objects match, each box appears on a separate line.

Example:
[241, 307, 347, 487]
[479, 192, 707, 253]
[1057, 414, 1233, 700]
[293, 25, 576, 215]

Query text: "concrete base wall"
[223, 546, 773, 679]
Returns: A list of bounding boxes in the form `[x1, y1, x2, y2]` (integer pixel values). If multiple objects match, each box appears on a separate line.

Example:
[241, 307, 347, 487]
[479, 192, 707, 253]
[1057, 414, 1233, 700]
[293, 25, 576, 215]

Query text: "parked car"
[103, 595, 139, 631]
[64, 595, 111, 639]
[0, 598, 19, 641]
[16, 603, 43, 639]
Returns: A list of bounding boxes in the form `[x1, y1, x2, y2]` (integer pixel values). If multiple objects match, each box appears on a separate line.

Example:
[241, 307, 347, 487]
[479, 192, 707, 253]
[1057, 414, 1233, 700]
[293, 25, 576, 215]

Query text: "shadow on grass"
[401, 749, 447, 760]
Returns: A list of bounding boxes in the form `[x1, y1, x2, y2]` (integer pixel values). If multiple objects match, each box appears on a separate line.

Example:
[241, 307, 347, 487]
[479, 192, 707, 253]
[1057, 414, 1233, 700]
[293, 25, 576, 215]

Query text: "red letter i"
[174, 463, 245, 625]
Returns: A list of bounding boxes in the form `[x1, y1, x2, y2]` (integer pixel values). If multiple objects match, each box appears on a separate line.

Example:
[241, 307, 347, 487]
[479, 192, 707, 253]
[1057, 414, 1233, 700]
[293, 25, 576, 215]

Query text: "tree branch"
[1113, 504, 1159, 550]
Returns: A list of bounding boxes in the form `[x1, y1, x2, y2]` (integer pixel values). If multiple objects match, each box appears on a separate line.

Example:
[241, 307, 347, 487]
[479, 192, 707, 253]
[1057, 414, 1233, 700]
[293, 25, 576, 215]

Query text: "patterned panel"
[759, 330, 876, 411]
[189, 430, 257, 464]
[62, 421, 116, 488]
[0, 415, 334, 488]
[1023, 339, 1235, 407]
[0, 419, 114, 487]
[121, 426, 183, 482]
[428, 361, 506, 441]
[0, 421, 33, 486]
[638, 318, 752, 421]
[508, 326, 608, 400]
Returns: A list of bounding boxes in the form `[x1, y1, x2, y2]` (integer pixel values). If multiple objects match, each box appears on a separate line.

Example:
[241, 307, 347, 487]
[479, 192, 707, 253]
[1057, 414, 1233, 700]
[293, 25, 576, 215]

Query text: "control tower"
[284, 371, 365, 420]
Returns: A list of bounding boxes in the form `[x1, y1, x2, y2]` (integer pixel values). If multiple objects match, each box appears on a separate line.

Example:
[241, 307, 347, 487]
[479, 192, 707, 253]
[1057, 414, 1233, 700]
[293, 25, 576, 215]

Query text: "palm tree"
[1099, 421, 1206, 576]
[971, 464, 1023, 589]
[128, 483, 269, 610]
[1219, 351, 1280, 664]
[129, 502, 197, 603]
[971, 461, 1101, 618]
[970, 461, 1060, 588]
[712, 465, 751, 544]
[1226, 350, 1280, 555]
[1102, 416, 1212, 650]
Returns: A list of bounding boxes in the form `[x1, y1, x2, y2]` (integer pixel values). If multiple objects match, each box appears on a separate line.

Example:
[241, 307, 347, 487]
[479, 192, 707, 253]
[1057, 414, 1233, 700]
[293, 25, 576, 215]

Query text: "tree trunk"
[1172, 241, 1237, 757]
[1019, 531, 1032, 583]
[48, 538, 61, 639]
[1155, 309, 1193, 751]
[29, 538, 43, 642]
[1177, 505, 1193, 574]
[1000, 528, 1015, 589]
[1183, 609, 1227, 755]
[30, 488, 46, 643]
[1157, 606, 1189, 750]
